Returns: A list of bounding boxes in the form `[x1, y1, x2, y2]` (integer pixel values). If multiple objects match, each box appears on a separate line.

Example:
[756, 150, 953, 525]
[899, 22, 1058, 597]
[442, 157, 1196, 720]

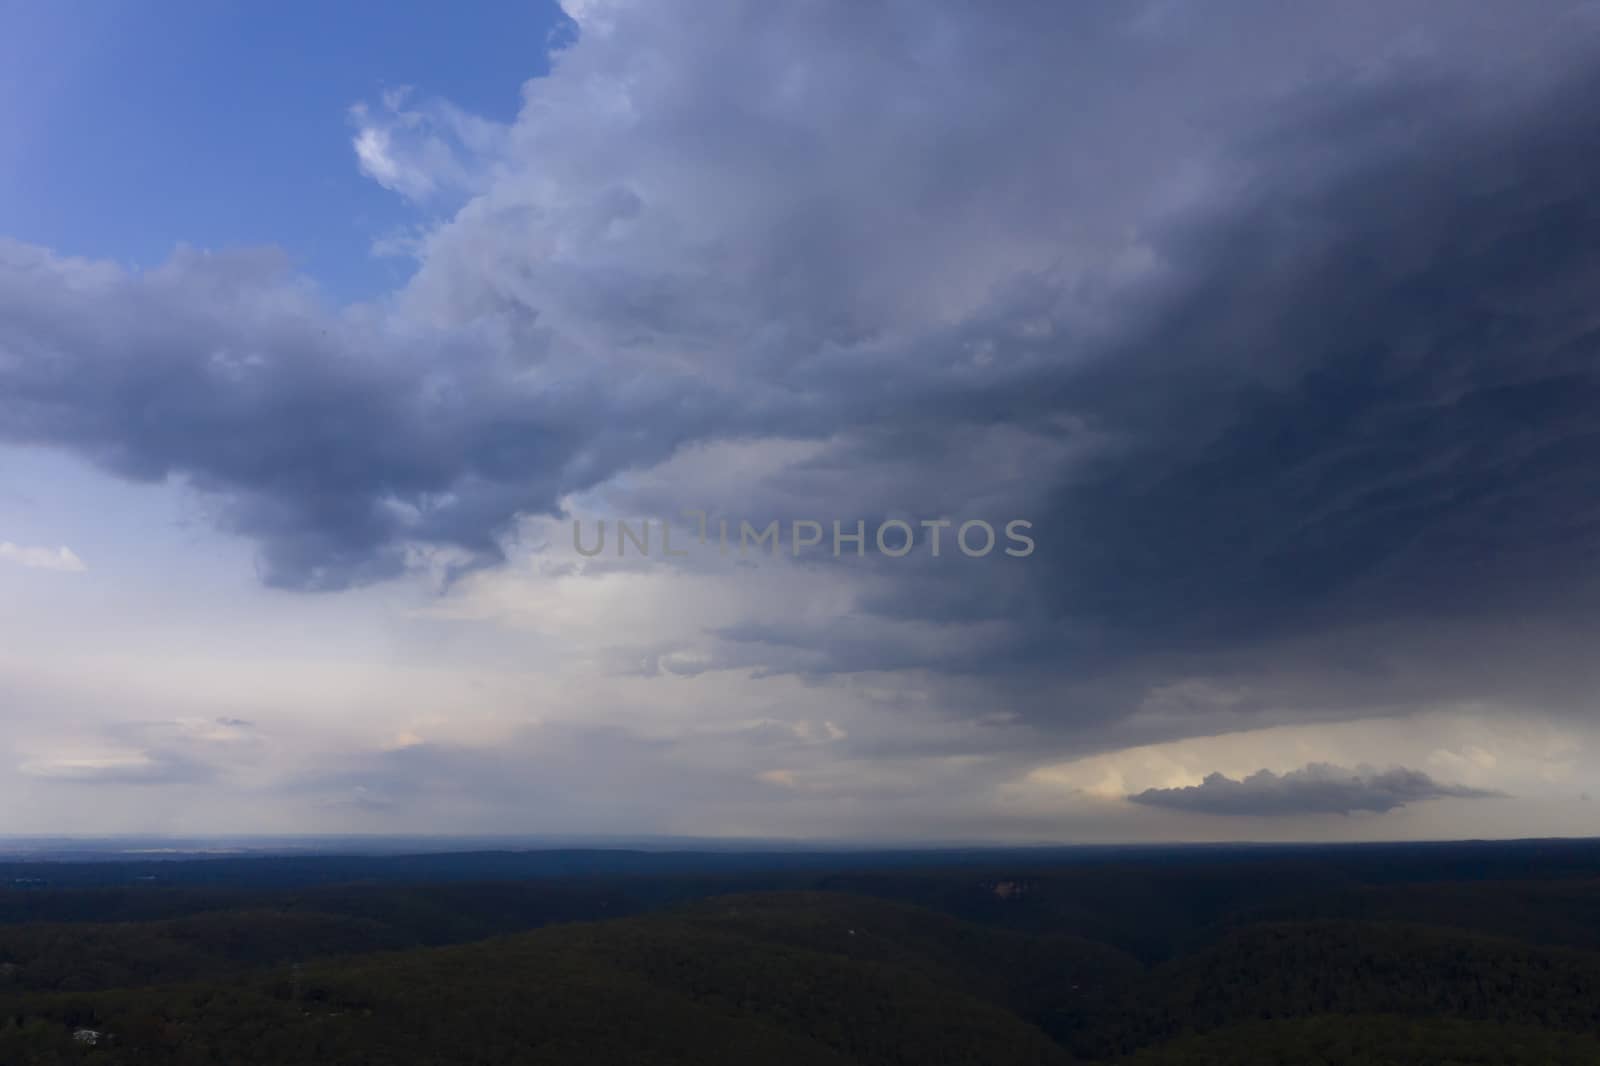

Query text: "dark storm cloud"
[3, 0, 1599, 707]
[1130, 763, 1504, 816]
[732, 63, 1600, 717]
[0, 243, 733, 590]
[1035, 70, 1600, 656]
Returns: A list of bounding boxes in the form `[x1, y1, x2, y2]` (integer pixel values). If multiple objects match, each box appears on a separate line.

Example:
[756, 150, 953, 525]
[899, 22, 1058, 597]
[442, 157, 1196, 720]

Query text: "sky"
[2, 0, 1600, 843]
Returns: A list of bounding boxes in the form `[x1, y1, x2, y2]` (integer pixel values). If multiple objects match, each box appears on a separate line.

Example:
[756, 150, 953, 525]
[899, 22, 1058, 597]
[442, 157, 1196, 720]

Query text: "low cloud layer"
[0, 541, 84, 573]
[1130, 764, 1505, 817]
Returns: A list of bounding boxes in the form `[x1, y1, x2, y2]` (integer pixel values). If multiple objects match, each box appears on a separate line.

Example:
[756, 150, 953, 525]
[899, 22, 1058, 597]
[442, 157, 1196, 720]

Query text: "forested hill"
[3, 841, 1600, 1063]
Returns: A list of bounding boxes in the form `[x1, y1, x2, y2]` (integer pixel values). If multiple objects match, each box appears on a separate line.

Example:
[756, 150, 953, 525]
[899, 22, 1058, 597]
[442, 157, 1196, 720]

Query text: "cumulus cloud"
[1129, 763, 1505, 817]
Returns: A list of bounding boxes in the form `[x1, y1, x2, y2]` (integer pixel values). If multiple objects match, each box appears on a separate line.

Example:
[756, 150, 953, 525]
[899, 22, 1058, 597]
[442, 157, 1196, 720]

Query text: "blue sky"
[2, 0, 1600, 841]
[1, 0, 568, 302]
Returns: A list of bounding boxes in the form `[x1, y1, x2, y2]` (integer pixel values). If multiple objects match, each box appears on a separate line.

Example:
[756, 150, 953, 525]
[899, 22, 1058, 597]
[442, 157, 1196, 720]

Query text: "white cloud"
[348, 88, 506, 205]
[0, 541, 86, 572]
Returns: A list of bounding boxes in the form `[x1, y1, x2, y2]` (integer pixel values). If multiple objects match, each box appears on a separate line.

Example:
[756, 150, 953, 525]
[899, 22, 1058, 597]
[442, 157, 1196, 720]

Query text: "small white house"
[72, 1028, 103, 1046]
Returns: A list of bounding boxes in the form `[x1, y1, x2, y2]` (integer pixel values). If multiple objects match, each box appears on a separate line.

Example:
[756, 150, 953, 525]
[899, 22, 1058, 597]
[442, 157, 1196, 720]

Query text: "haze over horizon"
[4, 0, 1600, 843]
